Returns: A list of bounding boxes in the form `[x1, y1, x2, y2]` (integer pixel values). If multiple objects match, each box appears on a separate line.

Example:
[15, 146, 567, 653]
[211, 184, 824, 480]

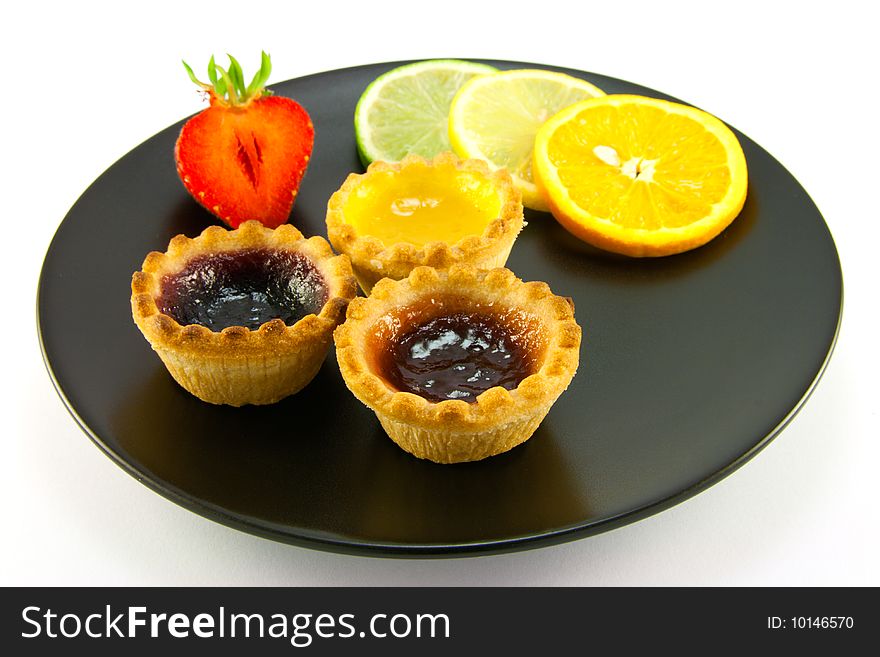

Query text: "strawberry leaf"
[247, 51, 273, 96]
[215, 76, 228, 98]
[214, 65, 238, 104]
[207, 55, 219, 86]
[207, 55, 229, 97]
[226, 54, 247, 98]
[182, 60, 209, 89]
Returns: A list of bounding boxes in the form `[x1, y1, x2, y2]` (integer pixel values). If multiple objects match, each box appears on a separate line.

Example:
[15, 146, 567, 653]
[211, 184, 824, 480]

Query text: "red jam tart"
[131, 221, 357, 406]
[334, 265, 581, 463]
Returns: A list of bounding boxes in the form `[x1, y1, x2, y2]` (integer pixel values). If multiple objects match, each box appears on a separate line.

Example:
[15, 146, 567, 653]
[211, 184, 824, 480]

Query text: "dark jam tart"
[371, 306, 543, 404]
[131, 221, 357, 406]
[334, 265, 581, 463]
[157, 248, 328, 331]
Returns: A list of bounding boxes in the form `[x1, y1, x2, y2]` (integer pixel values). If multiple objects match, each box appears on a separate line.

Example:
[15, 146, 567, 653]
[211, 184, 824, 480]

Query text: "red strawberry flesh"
[175, 94, 314, 228]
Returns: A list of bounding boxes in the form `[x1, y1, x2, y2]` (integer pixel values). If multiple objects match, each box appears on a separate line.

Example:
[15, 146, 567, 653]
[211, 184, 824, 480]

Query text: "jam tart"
[334, 264, 581, 463]
[131, 221, 357, 406]
[326, 152, 524, 293]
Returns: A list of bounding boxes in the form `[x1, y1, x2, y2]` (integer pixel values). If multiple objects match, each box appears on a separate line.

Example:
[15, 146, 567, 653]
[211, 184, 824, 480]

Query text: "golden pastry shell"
[325, 152, 524, 292]
[131, 220, 357, 357]
[334, 264, 582, 455]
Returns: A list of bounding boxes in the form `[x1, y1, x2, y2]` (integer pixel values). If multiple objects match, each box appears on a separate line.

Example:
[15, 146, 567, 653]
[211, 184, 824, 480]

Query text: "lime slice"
[448, 69, 605, 210]
[354, 59, 497, 167]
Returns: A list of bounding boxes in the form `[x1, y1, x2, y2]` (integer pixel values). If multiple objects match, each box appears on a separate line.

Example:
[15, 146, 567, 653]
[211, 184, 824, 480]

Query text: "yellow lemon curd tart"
[334, 265, 581, 463]
[131, 221, 357, 406]
[326, 152, 523, 293]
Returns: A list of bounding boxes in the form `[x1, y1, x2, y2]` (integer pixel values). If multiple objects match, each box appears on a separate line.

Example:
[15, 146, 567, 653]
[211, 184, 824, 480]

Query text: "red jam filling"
[371, 300, 544, 403]
[157, 248, 327, 331]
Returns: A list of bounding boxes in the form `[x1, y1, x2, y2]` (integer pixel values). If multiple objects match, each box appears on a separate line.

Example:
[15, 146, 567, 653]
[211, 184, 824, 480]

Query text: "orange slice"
[533, 94, 748, 257]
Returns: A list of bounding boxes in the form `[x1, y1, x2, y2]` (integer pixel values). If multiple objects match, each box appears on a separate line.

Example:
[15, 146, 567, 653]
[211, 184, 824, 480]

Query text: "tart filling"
[326, 152, 524, 293]
[369, 302, 545, 404]
[334, 265, 581, 463]
[131, 221, 357, 406]
[341, 165, 502, 248]
[157, 248, 328, 331]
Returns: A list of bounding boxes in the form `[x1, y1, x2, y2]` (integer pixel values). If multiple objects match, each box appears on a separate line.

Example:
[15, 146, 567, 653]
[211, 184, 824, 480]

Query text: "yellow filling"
[342, 165, 502, 247]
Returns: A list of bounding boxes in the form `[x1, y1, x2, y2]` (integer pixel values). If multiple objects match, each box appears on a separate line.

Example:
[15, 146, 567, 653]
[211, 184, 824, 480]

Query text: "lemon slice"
[448, 69, 605, 210]
[533, 94, 748, 257]
[354, 60, 497, 167]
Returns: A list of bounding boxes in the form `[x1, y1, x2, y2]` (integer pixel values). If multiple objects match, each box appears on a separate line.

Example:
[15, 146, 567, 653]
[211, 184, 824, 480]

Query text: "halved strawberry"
[175, 52, 314, 228]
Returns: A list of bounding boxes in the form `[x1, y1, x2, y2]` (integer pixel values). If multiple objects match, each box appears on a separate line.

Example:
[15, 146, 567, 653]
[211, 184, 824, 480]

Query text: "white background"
[3, 0, 877, 586]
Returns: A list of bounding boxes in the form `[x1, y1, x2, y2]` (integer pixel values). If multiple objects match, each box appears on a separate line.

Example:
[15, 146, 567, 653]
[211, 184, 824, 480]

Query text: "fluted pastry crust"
[131, 220, 358, 405]
[334, 264, 581, 463]
[325, 152, 524, 293]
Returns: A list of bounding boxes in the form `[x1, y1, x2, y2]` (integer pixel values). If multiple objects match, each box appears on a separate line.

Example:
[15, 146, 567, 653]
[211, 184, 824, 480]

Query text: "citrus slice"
[354, 60, 497, 167]
[533, 94, 748, 257]
[448, 69, 605, 210]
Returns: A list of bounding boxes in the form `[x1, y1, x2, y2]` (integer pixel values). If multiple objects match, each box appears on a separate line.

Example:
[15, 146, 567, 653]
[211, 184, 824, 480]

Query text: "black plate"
[38, 60, 842, 557]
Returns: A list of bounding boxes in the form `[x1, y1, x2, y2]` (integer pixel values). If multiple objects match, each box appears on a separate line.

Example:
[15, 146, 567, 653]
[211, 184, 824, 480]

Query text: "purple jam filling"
[378, 312, 536, 404]
[157, 248, 328, 331]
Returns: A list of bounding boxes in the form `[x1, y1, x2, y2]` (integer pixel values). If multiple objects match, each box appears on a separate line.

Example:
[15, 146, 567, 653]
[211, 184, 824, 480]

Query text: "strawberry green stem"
[182, 51, 274, 107]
